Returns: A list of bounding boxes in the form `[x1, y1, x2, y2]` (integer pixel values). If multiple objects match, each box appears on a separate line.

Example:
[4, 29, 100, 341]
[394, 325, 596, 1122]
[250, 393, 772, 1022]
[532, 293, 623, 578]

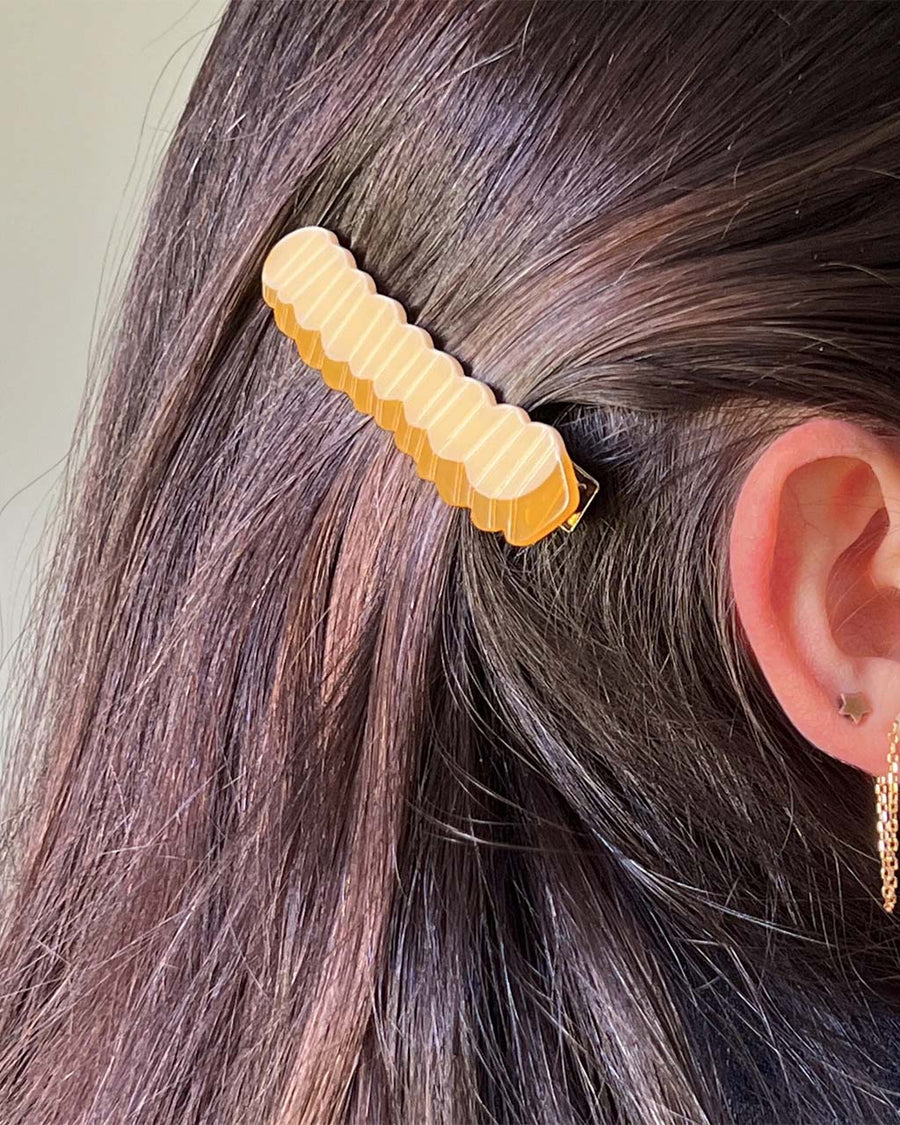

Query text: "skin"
[729, 416, 900, 777]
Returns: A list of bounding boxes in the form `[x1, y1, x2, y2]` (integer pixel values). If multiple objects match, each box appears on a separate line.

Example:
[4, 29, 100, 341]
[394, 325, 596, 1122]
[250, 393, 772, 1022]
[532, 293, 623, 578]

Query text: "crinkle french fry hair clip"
[261, 226, 597, 547]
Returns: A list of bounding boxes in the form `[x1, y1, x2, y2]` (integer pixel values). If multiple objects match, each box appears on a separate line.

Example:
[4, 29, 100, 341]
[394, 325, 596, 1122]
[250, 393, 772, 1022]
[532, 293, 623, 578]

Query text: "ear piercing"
[838, 692, 871, 724]
[838, 691, 899, 912]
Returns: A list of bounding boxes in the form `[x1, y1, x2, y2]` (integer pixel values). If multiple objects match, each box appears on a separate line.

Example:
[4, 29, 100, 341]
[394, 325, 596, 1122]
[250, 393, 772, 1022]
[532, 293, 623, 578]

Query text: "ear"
[728, 416, 900, 777]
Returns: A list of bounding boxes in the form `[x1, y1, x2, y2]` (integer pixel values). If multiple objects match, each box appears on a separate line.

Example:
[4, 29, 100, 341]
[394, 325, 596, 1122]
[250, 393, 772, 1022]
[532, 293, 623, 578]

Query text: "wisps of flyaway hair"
[2, 2, 900, 1123]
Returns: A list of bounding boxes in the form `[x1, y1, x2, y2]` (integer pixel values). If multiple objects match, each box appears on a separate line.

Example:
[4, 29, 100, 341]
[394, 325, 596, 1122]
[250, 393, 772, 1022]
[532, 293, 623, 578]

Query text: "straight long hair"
[3, 2, 900, 1122]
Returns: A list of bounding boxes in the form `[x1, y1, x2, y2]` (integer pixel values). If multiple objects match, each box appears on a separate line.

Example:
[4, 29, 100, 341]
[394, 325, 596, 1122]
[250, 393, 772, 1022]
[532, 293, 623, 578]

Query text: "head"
[3, 2, 900, 1122]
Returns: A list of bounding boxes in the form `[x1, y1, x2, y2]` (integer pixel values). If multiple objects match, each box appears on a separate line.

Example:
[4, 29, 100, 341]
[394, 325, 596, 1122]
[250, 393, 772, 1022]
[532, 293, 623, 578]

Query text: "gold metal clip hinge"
[560, 463, 599, 534]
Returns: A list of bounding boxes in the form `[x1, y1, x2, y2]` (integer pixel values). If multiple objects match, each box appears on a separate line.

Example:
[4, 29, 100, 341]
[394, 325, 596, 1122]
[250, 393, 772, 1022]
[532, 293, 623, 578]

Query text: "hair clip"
[261, 226, 597, 546]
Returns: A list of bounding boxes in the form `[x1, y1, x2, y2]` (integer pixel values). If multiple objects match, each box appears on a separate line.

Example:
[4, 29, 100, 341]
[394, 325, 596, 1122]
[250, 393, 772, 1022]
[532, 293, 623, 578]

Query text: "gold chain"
[876, 717, 900, 913]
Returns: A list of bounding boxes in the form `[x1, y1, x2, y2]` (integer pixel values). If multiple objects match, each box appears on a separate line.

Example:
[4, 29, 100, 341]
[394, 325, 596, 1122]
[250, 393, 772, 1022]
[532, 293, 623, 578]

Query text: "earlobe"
[728, 416, 900, 776]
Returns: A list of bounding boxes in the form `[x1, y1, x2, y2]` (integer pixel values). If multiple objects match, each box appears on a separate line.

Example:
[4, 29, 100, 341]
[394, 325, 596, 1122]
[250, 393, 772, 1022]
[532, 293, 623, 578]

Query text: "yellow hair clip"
[261, 226, 597, 546]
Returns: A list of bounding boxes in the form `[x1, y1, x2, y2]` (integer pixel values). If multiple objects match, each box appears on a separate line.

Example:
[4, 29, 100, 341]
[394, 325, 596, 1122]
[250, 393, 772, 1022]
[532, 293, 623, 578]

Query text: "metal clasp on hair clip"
[262, 226, 597, 548]
[561, 464, 599, 534]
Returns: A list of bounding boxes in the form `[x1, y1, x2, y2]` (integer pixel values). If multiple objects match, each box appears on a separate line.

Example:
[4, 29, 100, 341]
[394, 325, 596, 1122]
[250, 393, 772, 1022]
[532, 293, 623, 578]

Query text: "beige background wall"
[0, 0, 226, 743]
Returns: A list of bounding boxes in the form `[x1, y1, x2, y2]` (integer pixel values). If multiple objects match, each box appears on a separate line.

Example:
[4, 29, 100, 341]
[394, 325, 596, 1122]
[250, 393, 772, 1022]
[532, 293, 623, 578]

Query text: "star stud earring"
[838, 691, 871, 724]
[833, 693, 900, 912]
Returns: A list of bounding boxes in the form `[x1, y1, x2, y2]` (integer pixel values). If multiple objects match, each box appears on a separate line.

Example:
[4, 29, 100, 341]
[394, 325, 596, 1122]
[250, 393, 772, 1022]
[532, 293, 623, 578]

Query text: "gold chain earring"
[837, 693, 899, 913]
[876, 718, 900, 914]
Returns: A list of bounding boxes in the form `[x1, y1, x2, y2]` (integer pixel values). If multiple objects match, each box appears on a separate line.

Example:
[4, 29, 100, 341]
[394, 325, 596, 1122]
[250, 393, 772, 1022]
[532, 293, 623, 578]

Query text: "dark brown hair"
[3, 2, 900, 1121]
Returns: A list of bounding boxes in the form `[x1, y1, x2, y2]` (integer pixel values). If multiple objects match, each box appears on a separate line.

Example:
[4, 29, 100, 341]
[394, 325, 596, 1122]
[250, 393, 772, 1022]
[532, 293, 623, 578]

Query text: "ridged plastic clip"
[262, 226, 596, 547]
